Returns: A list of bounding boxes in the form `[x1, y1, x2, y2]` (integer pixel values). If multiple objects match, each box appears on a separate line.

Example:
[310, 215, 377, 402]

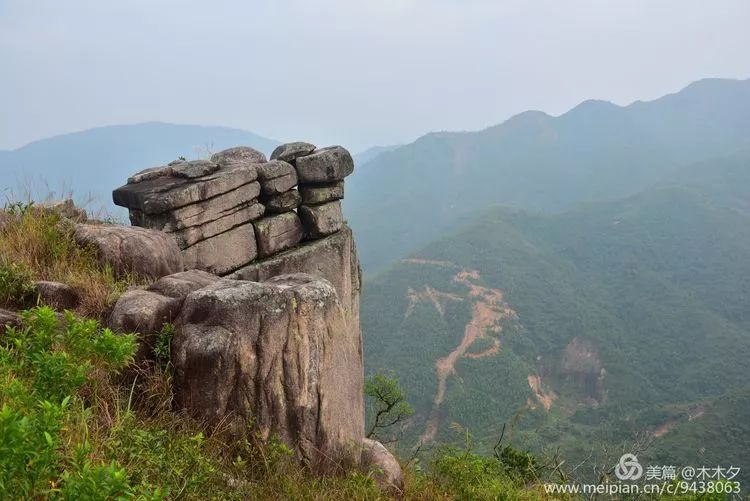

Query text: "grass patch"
[0, 202, 141, 317]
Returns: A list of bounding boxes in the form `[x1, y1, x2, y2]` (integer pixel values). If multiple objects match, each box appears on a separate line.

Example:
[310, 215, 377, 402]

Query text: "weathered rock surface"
[129, 182, 262, 233]
[360, 439, 404, 495]
[171, 159, 220, 179]
[210, 146, 267, 166]
[230, 225, 361, 340]
[182, 223, 257, 275]
[299, 181, 344, 205]
[170, 202, 264, 248]
[172, 274, 364, 473]
[74, 223, 184, 279]
[270, 142, 316, 164]
[108, 270, 221, 358]
[295, 146, 354, 183]
[0, 308, 21, 330]
[34, 281, 79, 310]
[257, 160, 297, 195]
[253, 213, 303, 257]
[128, 165, 173, 184]
[113, 164, 258, 214]
[299, 201, 344, 238]
[261, 190, 301, 214]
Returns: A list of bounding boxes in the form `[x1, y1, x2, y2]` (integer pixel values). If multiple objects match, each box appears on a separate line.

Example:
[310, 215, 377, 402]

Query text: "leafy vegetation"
[365, 372, 414, 441]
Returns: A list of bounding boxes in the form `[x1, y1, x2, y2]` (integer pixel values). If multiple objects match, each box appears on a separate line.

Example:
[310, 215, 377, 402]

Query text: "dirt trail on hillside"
[402, 263, 518, 444]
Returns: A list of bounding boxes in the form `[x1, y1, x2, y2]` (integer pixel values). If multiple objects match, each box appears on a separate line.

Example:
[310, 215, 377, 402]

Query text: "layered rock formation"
[113, 143, 352, 276]
[107, 143, 400, 487]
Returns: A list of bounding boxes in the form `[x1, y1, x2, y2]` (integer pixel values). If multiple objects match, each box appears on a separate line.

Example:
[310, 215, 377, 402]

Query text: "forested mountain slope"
[362, 152, 750, 480]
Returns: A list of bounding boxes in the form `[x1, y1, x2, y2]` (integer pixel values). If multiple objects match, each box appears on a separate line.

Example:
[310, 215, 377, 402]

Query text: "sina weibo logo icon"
[615, 453, 643, 481]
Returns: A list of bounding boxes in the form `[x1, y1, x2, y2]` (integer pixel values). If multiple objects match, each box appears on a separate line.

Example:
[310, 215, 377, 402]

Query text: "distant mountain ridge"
[0, 122, 279, 214]
[346, 77, 750, 271]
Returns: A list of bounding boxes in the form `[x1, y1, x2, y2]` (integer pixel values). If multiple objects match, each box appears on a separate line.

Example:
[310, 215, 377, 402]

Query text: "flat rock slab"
[170, 202, 264, 248]
[210, 146, 267, 166]
[257, 160, 297, 195]
[0, 308, 21, 330]
[261, 190, 301, 214]
[173, 274, 364, 473]
[299, 201, 343, 239]
[253, 213, 303, 257]
[171, 159, 220, 179]
[299, 181, 344, 205]
[74, 223, 184, 279]
[270, 142, 316, 164]
[147, 269, 221, 300]
[113, 164, 258, 214]
[129, 182, 262, 233]
[182, 222, 257, 275]
[295, 146, 354, 183]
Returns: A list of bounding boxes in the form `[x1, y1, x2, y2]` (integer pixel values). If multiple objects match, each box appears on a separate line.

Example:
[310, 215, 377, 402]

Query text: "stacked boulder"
[113, 143, 354, 276]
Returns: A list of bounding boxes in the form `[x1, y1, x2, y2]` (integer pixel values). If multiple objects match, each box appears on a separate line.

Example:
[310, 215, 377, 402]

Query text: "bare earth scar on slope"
[399, 259, 519, 444]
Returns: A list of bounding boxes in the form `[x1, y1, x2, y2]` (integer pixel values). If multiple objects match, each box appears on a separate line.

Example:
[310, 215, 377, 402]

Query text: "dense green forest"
[362, 151, 750, 485]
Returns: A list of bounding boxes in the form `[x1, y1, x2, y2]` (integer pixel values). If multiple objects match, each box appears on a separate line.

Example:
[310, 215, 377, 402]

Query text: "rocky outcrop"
[34, 281, 79, 310]
[74, 223, 184, 279]
[113, 143, 355, 276]
[108, 270, 220, 358]
[172, 274, 364, 473]
[0, 308, 21, 330]
[360, 439, 404, 495]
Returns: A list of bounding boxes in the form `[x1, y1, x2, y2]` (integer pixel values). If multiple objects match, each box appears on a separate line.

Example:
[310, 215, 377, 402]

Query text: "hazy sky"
[1, 0, 749, 152]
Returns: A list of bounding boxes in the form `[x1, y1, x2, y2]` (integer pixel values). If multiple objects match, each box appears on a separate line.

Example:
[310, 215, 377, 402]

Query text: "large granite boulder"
[261, 190, 301, 214]
[74, 223, 184, 279]
[182, 223, 258, 275]
[108, 270, 221, 358]
[299, 201, 344, 239]
[230, 225, 361, 346]
[210, 146, 267, 166]
[270, 142, 316, 164]
[256, 160, 297, 195]
[360, 439, 404, 495]
[295, 146, 354, 183]
[253, 213, 303, 257]
[34, 281, 79, 310]
[172, 274, 364, 473]
[113, 164, 258, 215]
[299, 181, 344, 206]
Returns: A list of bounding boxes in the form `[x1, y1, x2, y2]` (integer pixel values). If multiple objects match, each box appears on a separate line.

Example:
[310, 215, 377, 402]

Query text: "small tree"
[364, 372, 413, 441]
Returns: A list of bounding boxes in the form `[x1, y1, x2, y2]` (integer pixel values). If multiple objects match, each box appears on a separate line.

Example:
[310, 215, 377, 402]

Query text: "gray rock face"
[210, 146, 267, 166]
[128, 165, 173, 184]
[108, 270, 221, 359]
[172, 274, 364, 473]
[230, 225, 361, 347]
[257, 160, 297, 195]
[182, 223, 257, 275]
[295, 146, 354, 183]
[261, 190, 301, 214]
[74, 223, 184, 279]
[299, 181, 344, 205]
[129, 182, 262, 234]
[113, 164, 258, 214]
[360, 439, 404, 495]
[299, 201, 344, 239]
[169, 202, 264, 248]
[270, 142, 317, 164]
[0, 308, 21, 330]
[34, 281, 79, 310]
[253, 213, 303, 257]
[171, 159, 220, 179]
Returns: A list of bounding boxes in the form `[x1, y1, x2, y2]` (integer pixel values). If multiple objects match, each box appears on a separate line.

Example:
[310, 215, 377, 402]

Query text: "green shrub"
[0, 259, 35, 305]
